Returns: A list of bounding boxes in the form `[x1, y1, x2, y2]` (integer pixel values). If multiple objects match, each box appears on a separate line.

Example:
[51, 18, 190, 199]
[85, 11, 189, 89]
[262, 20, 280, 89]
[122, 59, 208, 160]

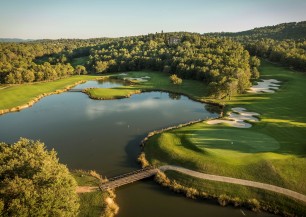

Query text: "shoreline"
[0, 80, 88, 116]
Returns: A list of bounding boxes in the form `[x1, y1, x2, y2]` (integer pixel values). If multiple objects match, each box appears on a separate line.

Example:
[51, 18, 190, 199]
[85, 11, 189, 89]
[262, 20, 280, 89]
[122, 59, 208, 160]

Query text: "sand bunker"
[124, 76, 151, 82]
[247, 79, 281, 93]
[118, 73, 128, 76]
[207, 107, 260, 128]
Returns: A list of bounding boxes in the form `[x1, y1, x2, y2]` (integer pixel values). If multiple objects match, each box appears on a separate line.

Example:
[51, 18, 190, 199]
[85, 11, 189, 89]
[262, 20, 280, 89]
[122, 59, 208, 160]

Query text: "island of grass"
[143, 61, 306, 216]
[84, 71, 212, 103]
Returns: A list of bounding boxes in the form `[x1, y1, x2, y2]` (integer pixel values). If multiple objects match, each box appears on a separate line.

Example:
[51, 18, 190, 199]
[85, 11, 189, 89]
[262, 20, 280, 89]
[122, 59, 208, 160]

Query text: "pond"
[0, 80, 275, 217]
[71, 78, 126, 90]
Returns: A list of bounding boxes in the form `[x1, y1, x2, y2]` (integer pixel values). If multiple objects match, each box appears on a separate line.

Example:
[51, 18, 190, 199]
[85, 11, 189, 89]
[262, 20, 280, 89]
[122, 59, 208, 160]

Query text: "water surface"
[0, 81, 275, 217]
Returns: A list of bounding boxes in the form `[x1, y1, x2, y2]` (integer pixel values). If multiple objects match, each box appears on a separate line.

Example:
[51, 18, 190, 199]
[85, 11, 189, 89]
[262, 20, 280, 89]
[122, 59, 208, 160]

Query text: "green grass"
[72, 171, 104, 217]
[86, 87, 141, 100]
[78, 191, 107, 217]
[71, 56, 89, 67]
[72, 170, 101, 186]
[144, 61, 306, 213]
[166, 171, 306, 215]
[0, 75, 101, 111]
[85, 71, 210, 101]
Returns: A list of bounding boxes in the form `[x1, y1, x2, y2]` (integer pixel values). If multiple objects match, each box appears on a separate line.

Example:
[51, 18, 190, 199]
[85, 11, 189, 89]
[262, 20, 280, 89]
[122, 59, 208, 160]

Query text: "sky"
[0, 0, 305, 39]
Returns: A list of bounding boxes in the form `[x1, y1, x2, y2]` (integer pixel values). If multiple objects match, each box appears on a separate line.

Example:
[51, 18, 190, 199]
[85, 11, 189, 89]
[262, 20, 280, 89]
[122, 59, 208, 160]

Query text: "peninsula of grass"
[85, 87, 141, 100]
[144, 61, 306, 215]
[73, 170, 118, 217]
[84, 71, 211, 102]
[0, 75, 102, 112]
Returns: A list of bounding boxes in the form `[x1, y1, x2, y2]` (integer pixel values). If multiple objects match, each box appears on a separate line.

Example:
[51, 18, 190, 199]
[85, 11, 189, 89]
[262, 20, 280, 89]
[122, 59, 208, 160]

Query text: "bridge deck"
[100, 167, 158, 190]
[68, 89, 84, 92]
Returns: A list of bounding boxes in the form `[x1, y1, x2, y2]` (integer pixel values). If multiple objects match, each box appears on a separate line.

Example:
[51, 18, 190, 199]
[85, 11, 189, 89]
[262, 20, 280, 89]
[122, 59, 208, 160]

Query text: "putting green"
[189, 128, 280, 154]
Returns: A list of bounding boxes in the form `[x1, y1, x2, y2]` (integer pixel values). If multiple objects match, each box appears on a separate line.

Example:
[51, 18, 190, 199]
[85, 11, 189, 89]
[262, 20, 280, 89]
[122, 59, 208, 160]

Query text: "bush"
[170, 74, 183, 85]
[218, 194, 230, 206]
[248, 198, 261, 212]
[137, 152, 150, 168]
[0, 138, 79, 217]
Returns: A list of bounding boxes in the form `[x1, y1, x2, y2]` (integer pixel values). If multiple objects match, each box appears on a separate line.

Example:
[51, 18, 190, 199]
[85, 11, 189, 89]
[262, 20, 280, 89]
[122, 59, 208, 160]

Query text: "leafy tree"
[0, 138, 79, 217]
[95, 61, 109, 73]
[74, 65, 87, 75]
[170, 74, 183, 85]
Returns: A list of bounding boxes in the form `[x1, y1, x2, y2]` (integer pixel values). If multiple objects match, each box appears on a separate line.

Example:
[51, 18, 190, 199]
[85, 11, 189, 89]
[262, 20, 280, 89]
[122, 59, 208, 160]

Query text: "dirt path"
[159, 165, 306, 203]
[76, 186, 99, 193]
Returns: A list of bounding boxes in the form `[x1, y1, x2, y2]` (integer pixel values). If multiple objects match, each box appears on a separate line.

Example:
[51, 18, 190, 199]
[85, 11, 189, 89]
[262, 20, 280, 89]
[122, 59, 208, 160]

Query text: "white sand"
[247, 79, 281, 93]
[207, 107, 260, 128]
[124, 76, 150, 82]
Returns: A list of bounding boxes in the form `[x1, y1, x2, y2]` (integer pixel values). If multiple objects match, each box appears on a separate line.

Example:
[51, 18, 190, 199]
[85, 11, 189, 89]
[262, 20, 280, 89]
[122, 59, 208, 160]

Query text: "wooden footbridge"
[99, 166, 158, 190]
[68, 89, 84, 92]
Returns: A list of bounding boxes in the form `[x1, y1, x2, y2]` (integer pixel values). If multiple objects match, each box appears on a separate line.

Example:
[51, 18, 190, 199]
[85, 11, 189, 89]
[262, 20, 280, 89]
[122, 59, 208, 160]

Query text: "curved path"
[159, 165, 306, 203]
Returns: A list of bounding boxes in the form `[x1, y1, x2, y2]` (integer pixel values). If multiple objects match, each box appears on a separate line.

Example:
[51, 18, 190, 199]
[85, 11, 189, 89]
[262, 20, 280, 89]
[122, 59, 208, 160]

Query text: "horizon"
[0, 0, 306, 40]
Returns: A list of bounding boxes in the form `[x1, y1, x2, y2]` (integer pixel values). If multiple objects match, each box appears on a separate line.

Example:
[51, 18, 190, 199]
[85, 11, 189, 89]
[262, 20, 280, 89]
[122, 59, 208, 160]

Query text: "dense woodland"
[1, 21, 305, 98]
[0, 33, 257, 99]
[0, 38, 110, 84]
[209, 21, 306, 71]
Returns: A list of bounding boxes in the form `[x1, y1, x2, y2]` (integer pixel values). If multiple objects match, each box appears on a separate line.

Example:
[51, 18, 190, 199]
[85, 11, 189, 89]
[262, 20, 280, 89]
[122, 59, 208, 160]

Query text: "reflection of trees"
[168, 93, 181, 100]
[204, 104, 222, 114]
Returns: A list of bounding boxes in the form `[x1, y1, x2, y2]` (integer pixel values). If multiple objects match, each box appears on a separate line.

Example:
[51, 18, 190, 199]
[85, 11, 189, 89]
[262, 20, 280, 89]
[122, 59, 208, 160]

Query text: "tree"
[22, 70, 35, 82]
[74, 65, 87, 75]
[95, 61, 109, 73]
[170, 74, 183, 85]
[0, 138, 79, 217]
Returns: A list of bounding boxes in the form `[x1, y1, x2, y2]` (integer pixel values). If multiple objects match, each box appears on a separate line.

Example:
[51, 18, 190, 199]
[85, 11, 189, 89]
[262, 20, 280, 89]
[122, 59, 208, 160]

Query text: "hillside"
[207, 21, 306, 72]
[208, 21, 306, 40]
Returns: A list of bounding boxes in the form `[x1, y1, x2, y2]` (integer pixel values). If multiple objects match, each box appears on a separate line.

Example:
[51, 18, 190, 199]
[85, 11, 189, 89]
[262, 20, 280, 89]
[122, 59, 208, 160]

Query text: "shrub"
[218, 194, 230, 206]
[248, 198, 261, 212]
[170, 74, 183, 85]
[137, 152, 150, 168]
[232, 197, 242, 207]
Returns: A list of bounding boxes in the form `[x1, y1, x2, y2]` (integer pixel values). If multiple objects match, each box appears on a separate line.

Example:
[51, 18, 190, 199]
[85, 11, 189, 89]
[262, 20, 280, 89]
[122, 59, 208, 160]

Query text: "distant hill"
[208, 21, 306, 40]
[0, 38, 34, 42]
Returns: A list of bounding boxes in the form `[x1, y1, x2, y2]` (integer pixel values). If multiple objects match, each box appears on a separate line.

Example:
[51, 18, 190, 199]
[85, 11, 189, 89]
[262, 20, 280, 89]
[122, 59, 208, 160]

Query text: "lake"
[0, 80, 275, 217]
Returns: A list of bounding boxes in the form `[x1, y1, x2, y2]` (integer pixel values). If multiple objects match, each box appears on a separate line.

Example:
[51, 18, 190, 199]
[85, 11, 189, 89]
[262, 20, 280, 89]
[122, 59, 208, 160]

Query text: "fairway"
[0, 75, 102, 111]
[144, 61, 306, 214]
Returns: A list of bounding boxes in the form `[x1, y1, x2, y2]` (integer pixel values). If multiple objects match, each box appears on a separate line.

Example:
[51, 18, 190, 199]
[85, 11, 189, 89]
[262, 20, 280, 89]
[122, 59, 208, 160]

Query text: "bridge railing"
[107, 166, 155, 182]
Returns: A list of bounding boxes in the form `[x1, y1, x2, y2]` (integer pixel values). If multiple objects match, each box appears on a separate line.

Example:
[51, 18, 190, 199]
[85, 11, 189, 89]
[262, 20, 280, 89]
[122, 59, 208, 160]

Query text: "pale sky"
[0, 0, 305, 39]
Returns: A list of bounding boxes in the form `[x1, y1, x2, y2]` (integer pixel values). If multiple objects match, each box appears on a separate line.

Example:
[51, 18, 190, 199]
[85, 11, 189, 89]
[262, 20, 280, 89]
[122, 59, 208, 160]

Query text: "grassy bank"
[0, 75, 101, 111]
[144, 61, 306, 215]
[84, 71, 211, 102]
[73, 170, 119, 217]
[85, 87, 141, 100]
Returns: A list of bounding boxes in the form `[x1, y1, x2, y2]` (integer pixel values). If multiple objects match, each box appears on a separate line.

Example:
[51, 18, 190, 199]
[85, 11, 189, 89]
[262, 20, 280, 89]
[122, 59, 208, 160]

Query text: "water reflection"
[0, 88, 274, 217]
[72, 79, 126, 89]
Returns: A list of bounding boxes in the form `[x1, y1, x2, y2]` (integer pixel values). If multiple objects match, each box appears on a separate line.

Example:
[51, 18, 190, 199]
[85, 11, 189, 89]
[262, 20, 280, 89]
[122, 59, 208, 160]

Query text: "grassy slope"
[144, 61, 306, 213]
[85, 71, 210, 101]
[71, 56, 89, 67]
[72, 171, 105, 217]
[0, 75, 101, 110]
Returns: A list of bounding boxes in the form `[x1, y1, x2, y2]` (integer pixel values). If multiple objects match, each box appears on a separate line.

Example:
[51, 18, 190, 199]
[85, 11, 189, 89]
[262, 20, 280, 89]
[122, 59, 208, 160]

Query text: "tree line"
[86, 33, 258, 99]
[1, 33, 259, 99]
[209, 21, 306, 72]
[0, 38, 110, 84]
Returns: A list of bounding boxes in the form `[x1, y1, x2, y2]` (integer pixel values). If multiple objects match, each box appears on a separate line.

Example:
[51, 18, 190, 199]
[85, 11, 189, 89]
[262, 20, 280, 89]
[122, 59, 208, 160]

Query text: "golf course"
[143, 61, 306, 215]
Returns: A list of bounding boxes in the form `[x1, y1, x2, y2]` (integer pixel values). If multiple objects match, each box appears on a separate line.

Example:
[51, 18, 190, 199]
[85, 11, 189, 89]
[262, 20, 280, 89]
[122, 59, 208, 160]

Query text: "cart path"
[160, 165, 306, 203]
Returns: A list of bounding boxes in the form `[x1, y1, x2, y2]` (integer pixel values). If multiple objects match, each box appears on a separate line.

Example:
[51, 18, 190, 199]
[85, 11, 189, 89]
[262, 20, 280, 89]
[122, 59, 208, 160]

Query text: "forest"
[1, 21, 305, 98]
[0, 33, 258, 99]
[209, 21, 306, 71]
